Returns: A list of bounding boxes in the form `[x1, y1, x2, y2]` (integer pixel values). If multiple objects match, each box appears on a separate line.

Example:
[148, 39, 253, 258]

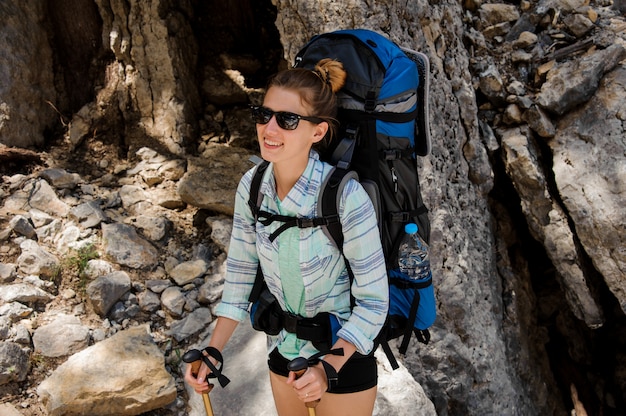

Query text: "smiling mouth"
[264, 139, 283, 147]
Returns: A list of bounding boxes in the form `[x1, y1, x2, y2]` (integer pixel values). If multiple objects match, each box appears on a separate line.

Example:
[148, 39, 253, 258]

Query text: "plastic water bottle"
[398, 223, 431, 280]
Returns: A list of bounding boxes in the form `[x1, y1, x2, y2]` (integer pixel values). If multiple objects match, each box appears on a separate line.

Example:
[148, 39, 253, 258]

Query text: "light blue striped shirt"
[215, 151, 389, 356]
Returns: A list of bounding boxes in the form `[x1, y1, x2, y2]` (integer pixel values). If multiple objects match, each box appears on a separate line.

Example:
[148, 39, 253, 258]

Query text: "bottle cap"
[404, 223, 418, 234]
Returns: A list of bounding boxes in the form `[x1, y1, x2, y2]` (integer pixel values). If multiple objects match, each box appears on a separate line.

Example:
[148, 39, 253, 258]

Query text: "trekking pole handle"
[288, 357, 319, 414]
[183, 349, 215, 416]
[183, 349, 215, 393]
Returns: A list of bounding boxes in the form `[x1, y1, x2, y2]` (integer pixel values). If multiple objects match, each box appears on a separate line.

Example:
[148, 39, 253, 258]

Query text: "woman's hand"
[286, 362, 328, 402]
[184, 360, 212, 394]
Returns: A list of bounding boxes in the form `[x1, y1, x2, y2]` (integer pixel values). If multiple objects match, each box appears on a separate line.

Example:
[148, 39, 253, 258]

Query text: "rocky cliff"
[0, 0, 624, 415]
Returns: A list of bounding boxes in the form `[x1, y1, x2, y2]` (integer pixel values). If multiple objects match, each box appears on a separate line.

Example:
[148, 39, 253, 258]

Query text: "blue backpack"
[248, 29, 436, 369]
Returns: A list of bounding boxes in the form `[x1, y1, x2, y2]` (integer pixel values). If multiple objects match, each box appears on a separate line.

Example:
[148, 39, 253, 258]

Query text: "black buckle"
[297, 218, 315, 228]
[383, 149, 403, 161]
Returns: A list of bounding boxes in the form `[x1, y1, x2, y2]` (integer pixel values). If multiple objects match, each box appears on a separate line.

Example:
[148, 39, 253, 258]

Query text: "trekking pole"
[288, 357, 319, 416]
[183, 347, 231, 416]
[183, 349, 215, 416]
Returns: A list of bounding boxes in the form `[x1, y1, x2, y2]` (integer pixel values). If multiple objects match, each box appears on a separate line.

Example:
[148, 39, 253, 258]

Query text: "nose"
[263, 113, 281, 133]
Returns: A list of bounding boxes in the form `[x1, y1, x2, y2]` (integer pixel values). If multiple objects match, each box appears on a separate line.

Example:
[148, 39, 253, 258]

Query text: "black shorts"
[268, 348, 377, 394]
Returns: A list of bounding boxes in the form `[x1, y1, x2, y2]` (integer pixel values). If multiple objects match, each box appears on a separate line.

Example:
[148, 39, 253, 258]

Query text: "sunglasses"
[250, 105, 324, 130]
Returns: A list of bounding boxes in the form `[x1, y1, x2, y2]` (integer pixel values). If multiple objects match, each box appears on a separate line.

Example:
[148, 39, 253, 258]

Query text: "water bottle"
[398, 223, 431, 280]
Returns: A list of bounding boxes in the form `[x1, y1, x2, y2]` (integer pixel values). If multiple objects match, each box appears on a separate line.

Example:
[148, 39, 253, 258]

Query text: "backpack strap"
[247, 160, 270, 304]
[318, 167, 358, 251]
[248, 160, 270, 220]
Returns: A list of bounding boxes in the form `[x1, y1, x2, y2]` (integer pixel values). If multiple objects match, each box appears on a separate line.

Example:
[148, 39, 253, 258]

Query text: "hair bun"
[314, 58, 347, 93]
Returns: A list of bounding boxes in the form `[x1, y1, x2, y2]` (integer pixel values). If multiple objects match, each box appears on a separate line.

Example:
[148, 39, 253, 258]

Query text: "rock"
[69, 201, 108, 228]
[165, 307, 213, 342]
[513, 31, 538, 49]
[13, 323, 31, 345]
[522, 105, 556, 138]
[0, 341, 29, 385]
[168, 260, 208, 286]
[0, 263, 17, 283]
[198, 272, 225, 305]
[39, 168, 82, 190]
[28, 179, 71, 217]
[133, 215, 172, 241]
[128, 148, 187, 185]
[101, 223, 159, 269]
[9, 215, 36, 239]
[177, 147, 254, 215]
[0, 302, 33, 322]
[28, 208, 54, 227]
[478, 64, 506, 105]
[86, 271, 132, 317]
[208, 217, 233, 253]
[0, 283, 53, 305]
[374, 349, 437, 416]
[0, 402, 24, 416]
[37, 325, 176, 416]
[563, 13, 595, 37]
[478, 4, 520, 27]
[119, 185, 148, 209]
[82, 259, 116, 279]
[537, 44, 626, 115]
[146, 279, 173, 294]
[16, 239, 60, 278]
[503, 103, 523, 124]
[137, 290, 161, 313]
[149, 185, 187, 210]
[32, 314, 90, 358]
[160, 286, 186, 317]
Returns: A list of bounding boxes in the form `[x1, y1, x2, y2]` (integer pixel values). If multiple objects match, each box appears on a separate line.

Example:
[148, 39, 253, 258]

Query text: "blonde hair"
[313, 58, 347, 93]
[267, 59, 347, 150]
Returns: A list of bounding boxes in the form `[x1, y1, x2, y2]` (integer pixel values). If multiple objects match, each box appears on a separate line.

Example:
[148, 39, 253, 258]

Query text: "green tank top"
[276, 198, 306, 358]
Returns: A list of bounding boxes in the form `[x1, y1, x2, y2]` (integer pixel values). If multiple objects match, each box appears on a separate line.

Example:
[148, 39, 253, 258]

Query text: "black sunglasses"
[250, 105, 324, 130]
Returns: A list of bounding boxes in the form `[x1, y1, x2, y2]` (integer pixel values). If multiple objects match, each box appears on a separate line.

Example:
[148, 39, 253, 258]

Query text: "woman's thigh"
[269, 371, 377, 416]
[315, 386, 377, 416]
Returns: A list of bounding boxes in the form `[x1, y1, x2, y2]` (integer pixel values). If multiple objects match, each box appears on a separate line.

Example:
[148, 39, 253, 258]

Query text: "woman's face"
[256, 86, 327, 169]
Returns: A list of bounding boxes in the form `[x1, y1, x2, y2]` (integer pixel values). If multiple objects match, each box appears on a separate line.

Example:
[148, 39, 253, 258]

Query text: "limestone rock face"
[0, 1, 57, 147]
[549, 64, 626, 314]
[91, 0, 201, 155]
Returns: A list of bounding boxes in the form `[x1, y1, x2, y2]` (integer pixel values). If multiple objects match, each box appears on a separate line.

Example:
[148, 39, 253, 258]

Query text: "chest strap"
[256, 210, 340, 242]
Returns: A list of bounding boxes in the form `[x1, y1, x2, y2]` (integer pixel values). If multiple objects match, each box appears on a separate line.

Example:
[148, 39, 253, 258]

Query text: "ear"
[312, 121, 329, 144]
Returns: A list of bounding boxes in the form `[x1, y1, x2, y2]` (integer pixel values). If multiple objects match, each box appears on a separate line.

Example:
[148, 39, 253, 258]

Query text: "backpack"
[247, 29, 436, 370]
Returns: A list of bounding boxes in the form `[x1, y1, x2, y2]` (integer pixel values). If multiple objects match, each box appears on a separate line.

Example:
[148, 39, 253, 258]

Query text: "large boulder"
[37, 325, 176, 416]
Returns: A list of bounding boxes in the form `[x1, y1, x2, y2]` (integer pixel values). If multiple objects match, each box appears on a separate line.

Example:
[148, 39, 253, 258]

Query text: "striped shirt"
[215, 151, 389, 356]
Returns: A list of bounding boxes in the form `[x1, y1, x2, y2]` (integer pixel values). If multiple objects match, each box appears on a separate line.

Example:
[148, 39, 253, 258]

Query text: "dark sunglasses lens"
[251, 107, 273, 124]
[275, 113, 300, 130]
[251, 107, 301, 130]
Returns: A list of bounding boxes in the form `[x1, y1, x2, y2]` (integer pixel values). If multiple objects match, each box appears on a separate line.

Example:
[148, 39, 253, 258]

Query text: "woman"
[185, 58, 389, 416]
